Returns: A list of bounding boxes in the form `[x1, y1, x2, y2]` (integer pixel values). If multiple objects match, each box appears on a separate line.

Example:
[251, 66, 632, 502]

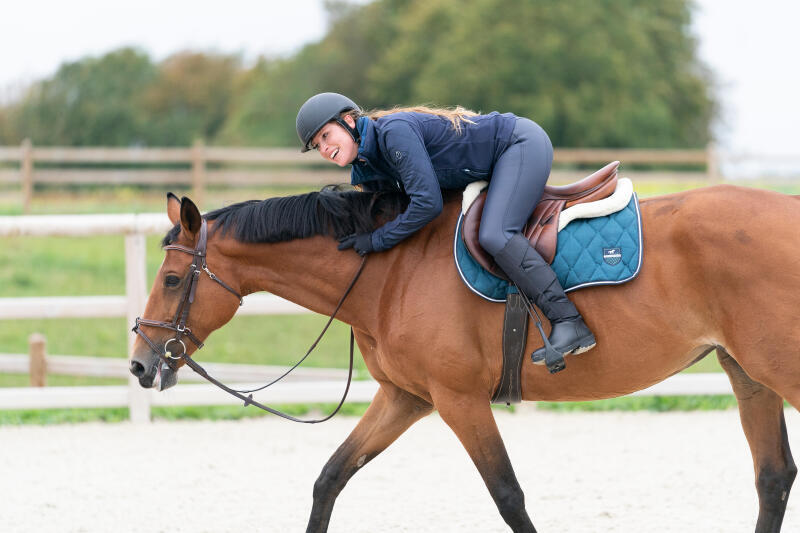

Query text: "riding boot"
[493, 233, 596, 364]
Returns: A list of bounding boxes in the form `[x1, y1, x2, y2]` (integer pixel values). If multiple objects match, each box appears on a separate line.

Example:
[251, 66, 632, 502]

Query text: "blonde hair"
[356, 105, 479, 134]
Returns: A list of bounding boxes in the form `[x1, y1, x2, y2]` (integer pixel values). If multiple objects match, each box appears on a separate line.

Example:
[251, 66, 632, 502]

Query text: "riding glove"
[338, 233, 374, 255]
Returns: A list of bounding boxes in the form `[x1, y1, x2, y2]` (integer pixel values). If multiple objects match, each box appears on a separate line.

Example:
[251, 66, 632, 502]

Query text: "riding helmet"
[296, 92, 361, 152]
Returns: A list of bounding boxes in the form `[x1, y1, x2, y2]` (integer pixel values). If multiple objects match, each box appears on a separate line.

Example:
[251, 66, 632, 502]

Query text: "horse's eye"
[164, 275, 181, 288]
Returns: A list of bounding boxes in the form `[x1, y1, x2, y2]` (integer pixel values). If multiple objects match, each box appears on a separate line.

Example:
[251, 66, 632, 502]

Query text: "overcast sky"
[1, 0, 798, 170]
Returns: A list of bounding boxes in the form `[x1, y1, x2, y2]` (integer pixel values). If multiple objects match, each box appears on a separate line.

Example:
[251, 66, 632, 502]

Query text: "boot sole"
[571, 342, 597, 355]
[531, 335, 597, 365]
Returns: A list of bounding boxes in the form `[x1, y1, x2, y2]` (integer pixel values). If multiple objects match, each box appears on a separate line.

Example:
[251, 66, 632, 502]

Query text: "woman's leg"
[478, 118, 551, 256]
[478, 118, 595, 361]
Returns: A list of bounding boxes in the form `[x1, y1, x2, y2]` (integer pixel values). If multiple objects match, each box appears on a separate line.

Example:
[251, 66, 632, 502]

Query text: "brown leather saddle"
[463, 161, 620, 279]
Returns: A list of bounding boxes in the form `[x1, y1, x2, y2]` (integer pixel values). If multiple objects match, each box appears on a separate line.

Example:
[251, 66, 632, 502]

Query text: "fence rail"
[0, 381, 382, 410]
[0, 293, 307, 320]
[0, 353, 348, 383]
[0, 141, 716, 213]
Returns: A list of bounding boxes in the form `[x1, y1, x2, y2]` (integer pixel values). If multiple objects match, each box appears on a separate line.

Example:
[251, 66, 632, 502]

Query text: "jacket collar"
[356, 117, 379, 162]
[350, 117, 384, 186]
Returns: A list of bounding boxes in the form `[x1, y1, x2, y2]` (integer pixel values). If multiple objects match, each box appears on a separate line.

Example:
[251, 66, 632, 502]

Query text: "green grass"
[0, 407, 132, 424]
[0, 402, 373, 425]
[0, 233, 158, 298]
[0, 396, 748, 426]
[0, 374, 125, 387]
[0, 184, 319, 215]
[632, 179, 800, 198]
[537, 395, 739, 412]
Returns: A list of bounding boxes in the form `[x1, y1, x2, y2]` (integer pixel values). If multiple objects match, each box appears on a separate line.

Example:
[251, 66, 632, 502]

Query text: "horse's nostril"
[130, 360, 146, 378]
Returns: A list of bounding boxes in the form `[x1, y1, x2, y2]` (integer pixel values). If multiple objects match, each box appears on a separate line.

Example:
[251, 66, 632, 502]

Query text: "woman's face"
[310, 114, 359, 167]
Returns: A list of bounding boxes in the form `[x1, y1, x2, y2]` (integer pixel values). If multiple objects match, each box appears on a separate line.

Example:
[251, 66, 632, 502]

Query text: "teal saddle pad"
[454, 194, 643, 302]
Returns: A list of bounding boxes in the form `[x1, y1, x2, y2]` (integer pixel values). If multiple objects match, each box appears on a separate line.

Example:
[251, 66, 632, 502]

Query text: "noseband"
[132, 218, 366, 424]
[133, 219, 242, 370]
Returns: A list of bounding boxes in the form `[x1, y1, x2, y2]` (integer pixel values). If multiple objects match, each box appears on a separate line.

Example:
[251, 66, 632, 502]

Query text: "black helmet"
[296, 92, 360, 152]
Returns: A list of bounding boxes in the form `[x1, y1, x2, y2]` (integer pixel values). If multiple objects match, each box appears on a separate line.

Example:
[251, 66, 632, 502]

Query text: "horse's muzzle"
[129, 352, 178, 391]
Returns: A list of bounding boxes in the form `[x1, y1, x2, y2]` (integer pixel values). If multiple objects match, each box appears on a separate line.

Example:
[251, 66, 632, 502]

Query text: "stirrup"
[531, 324, 596, 367]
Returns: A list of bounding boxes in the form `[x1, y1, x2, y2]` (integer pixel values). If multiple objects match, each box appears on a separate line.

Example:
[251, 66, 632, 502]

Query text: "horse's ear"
[167, 192, 181, 226]
[179, 197, 202, 239]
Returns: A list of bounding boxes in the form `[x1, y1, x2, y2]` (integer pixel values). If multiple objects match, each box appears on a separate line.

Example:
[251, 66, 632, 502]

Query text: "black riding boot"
[493, 233, 596, 364]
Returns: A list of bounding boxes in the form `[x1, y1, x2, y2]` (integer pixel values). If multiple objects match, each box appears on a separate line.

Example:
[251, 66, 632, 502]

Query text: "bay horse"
[130, 183, 800, 533]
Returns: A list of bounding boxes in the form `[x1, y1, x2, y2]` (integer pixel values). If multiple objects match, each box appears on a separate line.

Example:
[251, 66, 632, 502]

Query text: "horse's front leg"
[306, 384, 432, 533]
[433, 389, 537, 533]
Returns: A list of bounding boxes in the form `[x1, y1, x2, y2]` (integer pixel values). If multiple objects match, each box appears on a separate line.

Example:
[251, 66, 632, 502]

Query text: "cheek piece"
[335, 117, 361, 150]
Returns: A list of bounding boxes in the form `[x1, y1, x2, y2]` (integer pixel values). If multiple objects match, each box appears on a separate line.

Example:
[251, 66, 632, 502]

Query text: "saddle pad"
[454, 193, 643, 302]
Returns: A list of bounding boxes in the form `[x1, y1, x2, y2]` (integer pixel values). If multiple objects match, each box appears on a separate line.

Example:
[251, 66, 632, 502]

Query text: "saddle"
[463, 161, 620, 279]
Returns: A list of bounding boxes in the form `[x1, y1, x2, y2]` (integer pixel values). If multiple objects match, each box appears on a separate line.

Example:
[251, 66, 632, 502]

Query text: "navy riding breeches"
[478, 118, 553, 257]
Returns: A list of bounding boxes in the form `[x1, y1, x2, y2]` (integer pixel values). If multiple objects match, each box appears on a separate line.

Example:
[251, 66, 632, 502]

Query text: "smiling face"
[310, 114, 359, 167]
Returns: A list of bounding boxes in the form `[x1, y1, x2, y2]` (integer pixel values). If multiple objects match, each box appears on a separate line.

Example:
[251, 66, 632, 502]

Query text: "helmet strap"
[335, 117, 361, 145]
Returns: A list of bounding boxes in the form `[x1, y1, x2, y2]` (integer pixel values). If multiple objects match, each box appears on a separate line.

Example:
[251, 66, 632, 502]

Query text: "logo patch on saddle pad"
[603, 247, 622, 265]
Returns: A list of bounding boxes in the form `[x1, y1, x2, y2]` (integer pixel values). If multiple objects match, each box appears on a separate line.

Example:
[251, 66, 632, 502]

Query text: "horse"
[130, 182, 800, 533]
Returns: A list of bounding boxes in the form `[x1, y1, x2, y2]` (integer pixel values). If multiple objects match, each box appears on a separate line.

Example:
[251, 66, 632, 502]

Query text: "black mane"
[162, 189, 410, 247]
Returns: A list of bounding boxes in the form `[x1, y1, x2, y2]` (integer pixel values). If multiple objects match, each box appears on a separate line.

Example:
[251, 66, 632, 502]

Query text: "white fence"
[0, 214, 734, 423]
[0, 353, 350, 382]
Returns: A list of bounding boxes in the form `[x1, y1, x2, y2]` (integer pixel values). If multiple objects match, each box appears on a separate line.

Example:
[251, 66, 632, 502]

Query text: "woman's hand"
[337, 233, 374, 255]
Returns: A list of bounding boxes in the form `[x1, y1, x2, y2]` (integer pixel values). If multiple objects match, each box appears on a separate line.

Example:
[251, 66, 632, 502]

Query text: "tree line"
[0, 0, 714, 149]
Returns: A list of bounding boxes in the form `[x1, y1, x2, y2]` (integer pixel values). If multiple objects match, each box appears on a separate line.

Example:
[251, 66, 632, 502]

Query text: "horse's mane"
[162, 189, 410, 246]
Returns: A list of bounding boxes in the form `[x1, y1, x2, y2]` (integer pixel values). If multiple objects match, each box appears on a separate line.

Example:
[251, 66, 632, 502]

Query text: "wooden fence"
[0, 141, 716, 213]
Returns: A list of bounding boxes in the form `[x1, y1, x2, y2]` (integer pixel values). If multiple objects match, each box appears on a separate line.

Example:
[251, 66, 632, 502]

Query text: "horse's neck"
[231, 236, 379, 329]
[225, 198, 461, 331]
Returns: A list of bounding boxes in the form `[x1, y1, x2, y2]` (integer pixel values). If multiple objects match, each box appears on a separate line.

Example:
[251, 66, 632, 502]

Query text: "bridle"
[133, 219, 242, 365]
[132, 218, 366, 423]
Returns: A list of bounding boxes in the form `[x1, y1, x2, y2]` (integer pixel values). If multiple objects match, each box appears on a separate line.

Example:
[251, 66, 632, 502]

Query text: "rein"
[133, 219, 367, 423]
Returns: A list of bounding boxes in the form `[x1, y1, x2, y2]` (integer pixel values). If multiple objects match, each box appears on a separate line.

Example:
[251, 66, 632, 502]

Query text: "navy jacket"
[351, 111, 516, 251]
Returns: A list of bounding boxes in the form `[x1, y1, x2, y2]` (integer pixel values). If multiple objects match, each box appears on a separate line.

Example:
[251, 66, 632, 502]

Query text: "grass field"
[1, 179, 798, 423]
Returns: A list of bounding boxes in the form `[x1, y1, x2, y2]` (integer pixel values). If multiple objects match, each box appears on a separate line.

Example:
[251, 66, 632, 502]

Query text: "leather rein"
[132, 219, 367, 424]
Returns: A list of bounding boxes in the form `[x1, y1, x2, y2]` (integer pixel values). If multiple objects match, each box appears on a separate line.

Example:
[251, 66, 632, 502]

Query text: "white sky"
[0, 0, 330, 96]
[0, 0, 798, 170]
[692, 0, 800, 159]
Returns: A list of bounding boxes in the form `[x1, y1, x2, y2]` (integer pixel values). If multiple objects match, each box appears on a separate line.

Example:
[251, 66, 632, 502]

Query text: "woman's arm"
[368, 120, 443, 251]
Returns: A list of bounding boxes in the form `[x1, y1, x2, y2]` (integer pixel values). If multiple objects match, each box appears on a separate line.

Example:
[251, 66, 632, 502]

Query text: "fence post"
[126, 232, 151, 423]
[192, 139, 206, 208]
[21, 139, 33, 214]
[28, 333, 47, 387]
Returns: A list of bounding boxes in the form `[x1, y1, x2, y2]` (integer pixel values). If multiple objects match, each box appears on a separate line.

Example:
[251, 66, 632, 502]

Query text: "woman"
[296, 92, 595, 362]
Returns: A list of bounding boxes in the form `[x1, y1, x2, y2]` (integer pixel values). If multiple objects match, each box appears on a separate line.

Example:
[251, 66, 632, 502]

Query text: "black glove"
[337, 233, 374, 256]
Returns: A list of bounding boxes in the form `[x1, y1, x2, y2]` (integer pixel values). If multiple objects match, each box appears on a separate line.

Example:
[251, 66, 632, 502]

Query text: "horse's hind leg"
[718, 348, 798, 533]
[306, 383, 432, 533]
[434, 390, 536, 533]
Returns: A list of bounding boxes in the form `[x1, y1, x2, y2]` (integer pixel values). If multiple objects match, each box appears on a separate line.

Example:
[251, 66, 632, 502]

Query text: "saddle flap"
[462, 192, 509, 279]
